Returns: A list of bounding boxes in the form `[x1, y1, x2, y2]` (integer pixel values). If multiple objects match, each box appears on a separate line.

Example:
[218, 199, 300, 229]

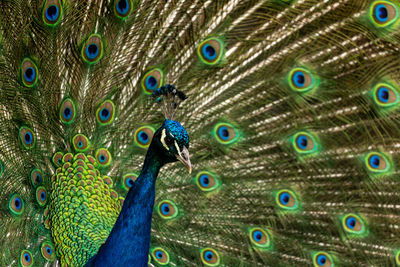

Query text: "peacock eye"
[165, 135, 173, 146]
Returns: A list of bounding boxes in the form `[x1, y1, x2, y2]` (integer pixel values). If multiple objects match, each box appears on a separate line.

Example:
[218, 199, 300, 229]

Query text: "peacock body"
[1, 0, 400, 266]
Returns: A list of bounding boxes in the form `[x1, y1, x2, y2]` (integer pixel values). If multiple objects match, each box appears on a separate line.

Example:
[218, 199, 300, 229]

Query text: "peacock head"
[153, 119, 191, 173]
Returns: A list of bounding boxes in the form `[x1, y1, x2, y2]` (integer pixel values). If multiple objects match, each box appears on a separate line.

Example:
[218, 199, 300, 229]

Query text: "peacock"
[1, 0, 400, 266]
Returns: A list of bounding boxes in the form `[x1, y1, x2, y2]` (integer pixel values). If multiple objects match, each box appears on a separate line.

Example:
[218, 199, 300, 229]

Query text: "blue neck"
[86, 145, 164, 267]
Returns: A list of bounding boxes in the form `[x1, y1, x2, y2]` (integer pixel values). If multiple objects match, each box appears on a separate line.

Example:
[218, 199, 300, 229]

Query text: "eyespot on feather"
[195, 171, 219, 192]
[114, 0, 133, 19]
[292, 131, 319, 155]
[213, 123, 239, 145]
[157, 200, 178, 219]
[20, 58, 38, 87]
[96, 148, 112, 167]
[369, 1, 399, 28]
[42, 0, 63, 26]
[122, 173, 138, 191]
[96, 100, 115, 125]
[288, 67, 317, 92]
[9, 194, 24, 216]
[372, 83, 399, 108]
[36, 186, 47, 206]
[20, 250, 33, 266]
[72, 134, 90, 152]
[59, 98, 76, 124]
[249, 227, 272, 249]
[19, 126, 36, 149]
[141, 69, 164, 94]
[41, 242, 56, 261]
[151, 247, 170, 265]
[200, 248, 220, 266]
[134, 126, 155, 148]
[31, 168, 44, 187]
[275, 189, 299, 210]
[82, 34, 104, 64]
[342, 214, 366, 235]
[365, 152, 391, 173]
[197, 38, 224, 65]
[52, 152, 64, 167]
[312, 252, 334, 267]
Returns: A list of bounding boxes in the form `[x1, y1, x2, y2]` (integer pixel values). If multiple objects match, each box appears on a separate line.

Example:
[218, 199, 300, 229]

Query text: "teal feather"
[1, 0, 400, 266]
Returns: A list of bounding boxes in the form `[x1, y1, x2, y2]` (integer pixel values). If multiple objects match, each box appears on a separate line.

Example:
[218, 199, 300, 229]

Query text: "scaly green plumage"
[1, 0, 400, 266]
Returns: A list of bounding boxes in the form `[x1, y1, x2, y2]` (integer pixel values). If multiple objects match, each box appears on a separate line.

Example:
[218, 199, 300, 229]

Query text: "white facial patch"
[174, 140, 182, 158]
[161, 129, 169, 151]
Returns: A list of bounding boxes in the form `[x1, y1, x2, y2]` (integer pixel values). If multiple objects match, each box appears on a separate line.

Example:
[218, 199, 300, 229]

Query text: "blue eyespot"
[46, 5, 59, 22]
[217, 126, 230, 141]
[145, 76, 158, 90]
[202, 44, 217, 60]
[15, 198, 21, 209]
[36, 173, 42, 183]
[377, 87, 389, 103]
[279, 192, 290, 205]
[127, 178, 134, 186]
[138, 131, 149, 143]
[252, 230, 263, 242]
[63, 107, 72, 119]
[161, 203, 170, 215]
[316, 254, 327, 265]
[99, 108, 110, 121]
[156, 251, 163, 259]
[296, 135, 308, 150]
[40, 191, 46, 201]
[205, 251, 214, 260]
[116, 0, 129, 15]
[25, 132, 33, 144]
[375, 4, 389, 22]
[24, 67, 35, 82]
[24, 252, 31, 262]
[369, 155, 380, 169]
[46, 247, 52, 254]
[99, 155, 106, 163]
[200, 174, 209, 187]
[86, 44, 99, 59]
[293, 71, 305, 87]
[346, 216, 356, 229]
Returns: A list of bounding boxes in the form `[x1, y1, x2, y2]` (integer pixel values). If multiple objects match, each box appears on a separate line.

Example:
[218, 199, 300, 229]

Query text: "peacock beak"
[176, 146, 192, 174]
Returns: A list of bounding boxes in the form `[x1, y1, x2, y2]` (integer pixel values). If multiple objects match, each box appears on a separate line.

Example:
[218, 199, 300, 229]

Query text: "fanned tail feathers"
[1, 0, 400, 266]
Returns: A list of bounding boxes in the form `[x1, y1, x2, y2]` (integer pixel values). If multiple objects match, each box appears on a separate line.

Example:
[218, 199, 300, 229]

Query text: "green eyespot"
[96, 100, 116, 125]
[96, 148, 112, 167]
[134, 126, 155, 148]
[21, 58, 39, 87]
[9, 194, 24, 216]
[19, 126, 36, 149]
[82, 34, 104, 64]
[157, 200, 179, 219]
[249, 227, 272, 249]
[369, 1, 400, 28]
[275, 189, 300, 211]
[200, 248, 220, 266]
[341, 214, 367, 236]
[197, 37, 225, 65]
[151, 247, 170, 265]
[195, 171, 220, 192]
[20, 250, 34, 266]
[288, 67, 318, 92]
[72, 134, 90, 152]
[292, 131, 319, 155]
[60, 98, 76, 124]
[312, 251, 334, 267]
[41, 242, 56, 261]
[141, 69, 164, 94]
[364, 151, 391, 174]
[42, 0, 63, 26]
[213, 123, 239, 145]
